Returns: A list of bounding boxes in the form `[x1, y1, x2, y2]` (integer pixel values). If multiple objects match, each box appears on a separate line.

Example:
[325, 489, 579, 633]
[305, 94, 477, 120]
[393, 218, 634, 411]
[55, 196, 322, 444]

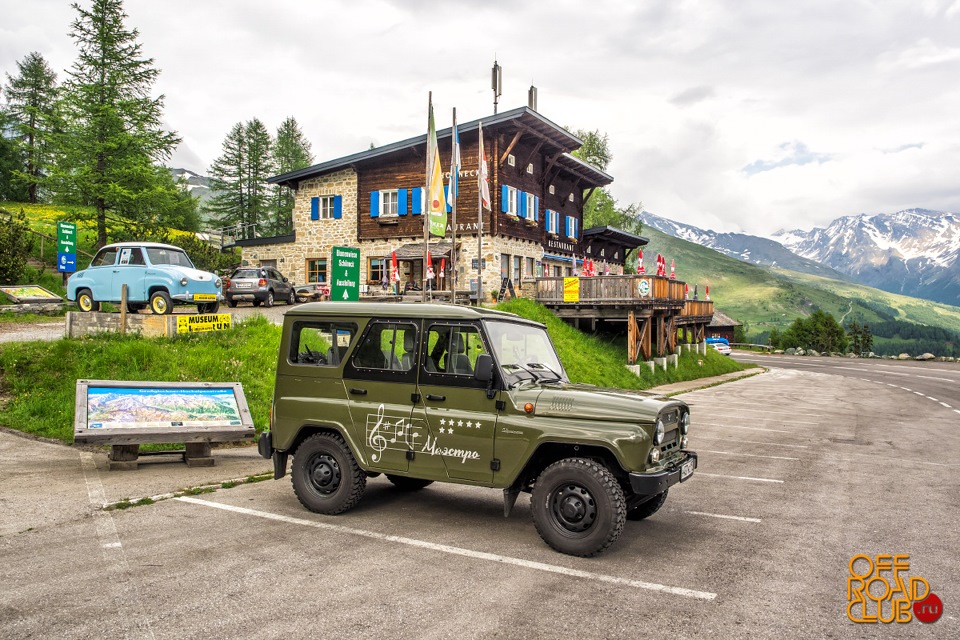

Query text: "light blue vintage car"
[67, 242, 223, 315]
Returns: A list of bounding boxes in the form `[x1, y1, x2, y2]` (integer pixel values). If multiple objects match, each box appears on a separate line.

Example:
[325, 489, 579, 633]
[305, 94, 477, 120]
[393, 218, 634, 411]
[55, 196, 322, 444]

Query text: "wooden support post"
[108, 444, 139, 471]
[668, 316, 677, 354]
[119, 284, 128, 334]
[627, 310, 637, 365]
[184, 442, 215, 467]
[641, 316, 652, 362]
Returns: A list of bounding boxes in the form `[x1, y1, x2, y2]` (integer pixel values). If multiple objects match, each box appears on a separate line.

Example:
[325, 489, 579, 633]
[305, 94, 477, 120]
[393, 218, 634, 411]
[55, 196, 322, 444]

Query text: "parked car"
[711, 342, 732, 356]
[67, 242, 222, 315]
[224, 267, 296, 307]
[295, 282, 330, 303]
[257, 302, 698, 557]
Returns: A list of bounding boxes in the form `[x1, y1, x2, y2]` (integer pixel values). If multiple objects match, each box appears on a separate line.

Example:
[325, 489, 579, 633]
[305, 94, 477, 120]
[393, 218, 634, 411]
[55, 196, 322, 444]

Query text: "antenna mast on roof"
[528, 85, 537, 111]
[492, 59, 502, 114]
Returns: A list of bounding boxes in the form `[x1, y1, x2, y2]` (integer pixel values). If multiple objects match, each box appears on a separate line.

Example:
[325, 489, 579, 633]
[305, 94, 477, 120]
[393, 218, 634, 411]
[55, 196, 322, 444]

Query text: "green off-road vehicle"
[258, 302, 696, 556]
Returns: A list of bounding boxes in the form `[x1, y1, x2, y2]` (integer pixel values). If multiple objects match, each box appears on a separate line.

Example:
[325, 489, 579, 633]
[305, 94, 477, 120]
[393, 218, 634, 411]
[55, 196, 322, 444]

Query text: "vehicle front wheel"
[263, 291, 274, 308]
[386, 475, 434, 491]
[76, 289, 99, 312]
[291, 433, 366, 515]
[287, 289, 296, 305]
[531, 458, 626, 557]
[149, 291, 172, 315]
[126, 302, 145, 314]
[626, 489, 668, 521]
[226, 298, 237, 308]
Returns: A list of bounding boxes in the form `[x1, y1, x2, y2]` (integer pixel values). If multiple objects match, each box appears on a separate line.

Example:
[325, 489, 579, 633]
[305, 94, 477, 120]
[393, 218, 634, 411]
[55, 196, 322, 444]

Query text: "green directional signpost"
[56, 221, 78, 284]
[330, 246, 361, 302]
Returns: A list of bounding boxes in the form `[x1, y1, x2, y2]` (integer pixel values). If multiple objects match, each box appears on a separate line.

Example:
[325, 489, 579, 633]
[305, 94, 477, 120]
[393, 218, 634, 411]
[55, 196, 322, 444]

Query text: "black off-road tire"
[291, 433, 366, 515]
[386, 475, 434, 491]
[531, 458, 626, 557]
[627, 489, 668, 521]
[76, 289, 99, 312]
[149, 290, 172, 315]
[263, 291, 274, 308]
[296, 294, 309, 303]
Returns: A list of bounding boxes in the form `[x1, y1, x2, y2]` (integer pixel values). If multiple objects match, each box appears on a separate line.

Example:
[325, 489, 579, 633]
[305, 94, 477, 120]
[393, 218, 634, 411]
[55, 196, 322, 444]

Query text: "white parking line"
[696, 472, 784, 484]
[926, 397, 939, 402]
[700, 449, 800, 461]
[176, 497, 717, 601]
[694, 436, 809, 449]
[684, 511, 762, 524]
[940, 402, 952, 409]
[699, 423, 794, 434]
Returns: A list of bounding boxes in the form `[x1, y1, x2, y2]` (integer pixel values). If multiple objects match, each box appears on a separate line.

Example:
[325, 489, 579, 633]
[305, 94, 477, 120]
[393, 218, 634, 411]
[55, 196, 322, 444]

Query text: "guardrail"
[730, 343, 773, 352]
[535, 275, 687, 304]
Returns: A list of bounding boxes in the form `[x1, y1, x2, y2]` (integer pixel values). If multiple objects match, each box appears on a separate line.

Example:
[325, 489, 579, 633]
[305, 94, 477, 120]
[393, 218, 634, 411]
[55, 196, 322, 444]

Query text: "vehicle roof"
[285, 301, 544, 326]
[100, 242, 185, 251]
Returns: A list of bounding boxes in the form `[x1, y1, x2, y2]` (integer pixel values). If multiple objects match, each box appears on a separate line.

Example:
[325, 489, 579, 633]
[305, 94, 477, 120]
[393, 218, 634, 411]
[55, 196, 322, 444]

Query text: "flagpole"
[423, 92, 432, 303]
[450, 107, 458, 298]
[477, 121, 484, 306]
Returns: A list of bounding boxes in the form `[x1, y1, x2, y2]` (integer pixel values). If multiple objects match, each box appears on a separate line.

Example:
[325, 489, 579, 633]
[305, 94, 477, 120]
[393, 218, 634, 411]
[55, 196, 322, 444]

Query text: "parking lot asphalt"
[2, 358, 958, 638]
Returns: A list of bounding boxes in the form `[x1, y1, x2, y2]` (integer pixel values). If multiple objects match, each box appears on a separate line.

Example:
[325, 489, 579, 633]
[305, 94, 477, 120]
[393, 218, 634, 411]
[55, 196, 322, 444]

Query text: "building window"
[307, 258, 328, 284]
[513, 255, 522, 281]
[380, 190, 399, 217]
[318, 195, 335, 219]
[526, 257, 535, 278]
[525, 193, 536, 221]
[506, 186, 518, 216]
[500, 254, 510, 280]
[369, 258, 385, 284]
[553, 266, 562, 277]
[546, 209, 560, 234]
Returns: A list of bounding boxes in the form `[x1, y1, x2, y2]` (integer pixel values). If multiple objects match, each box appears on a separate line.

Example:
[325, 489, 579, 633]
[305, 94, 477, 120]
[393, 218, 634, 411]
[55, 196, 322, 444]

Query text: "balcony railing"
[535, 275, 688, 305]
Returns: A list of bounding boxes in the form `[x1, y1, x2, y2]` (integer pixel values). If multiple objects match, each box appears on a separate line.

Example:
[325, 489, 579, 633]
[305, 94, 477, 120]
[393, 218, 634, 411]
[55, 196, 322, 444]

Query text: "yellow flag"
[427, 103, 447, 237]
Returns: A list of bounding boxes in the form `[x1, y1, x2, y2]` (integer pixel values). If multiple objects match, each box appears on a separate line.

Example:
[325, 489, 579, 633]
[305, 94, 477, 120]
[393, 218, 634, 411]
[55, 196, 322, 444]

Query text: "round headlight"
[180, 277, 188, 287]
[215, 278, 222, 288]
[653, 419, 665, 446]
[649, 448, 661, 464]
[681, 411, 690, 435]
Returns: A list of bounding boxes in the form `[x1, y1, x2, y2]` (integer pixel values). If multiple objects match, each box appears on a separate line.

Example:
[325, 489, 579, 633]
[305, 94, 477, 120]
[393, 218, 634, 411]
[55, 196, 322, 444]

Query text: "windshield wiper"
[526, 362, 563, 382]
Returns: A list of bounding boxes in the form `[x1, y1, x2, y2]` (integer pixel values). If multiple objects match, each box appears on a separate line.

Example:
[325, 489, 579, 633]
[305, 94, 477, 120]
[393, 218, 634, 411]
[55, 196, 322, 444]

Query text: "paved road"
[1, 360, 956, 638]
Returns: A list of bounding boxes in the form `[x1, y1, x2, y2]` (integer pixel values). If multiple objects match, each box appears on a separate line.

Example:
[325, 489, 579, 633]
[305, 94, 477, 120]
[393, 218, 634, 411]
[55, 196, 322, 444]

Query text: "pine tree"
[271, 116, 313, 235]
[244, 118, 274, 236]
[206, 122, 247, 236]
[0, 105, 28, 201]
[54, 0, 180, 248]
[3, 52, 59, 203]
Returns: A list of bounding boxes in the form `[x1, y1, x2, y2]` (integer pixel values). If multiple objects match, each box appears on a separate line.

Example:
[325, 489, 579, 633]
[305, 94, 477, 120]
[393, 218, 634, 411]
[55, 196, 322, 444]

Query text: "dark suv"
[258, 302, 697, 557]
[224, 267, 296, 308]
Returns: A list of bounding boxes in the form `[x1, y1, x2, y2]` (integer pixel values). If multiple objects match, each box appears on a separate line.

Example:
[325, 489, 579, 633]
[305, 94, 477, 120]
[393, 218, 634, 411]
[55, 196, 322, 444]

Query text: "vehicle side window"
[91, 248, 118, 267]
[128, 248, 145, 265]
[290, 321, 356, 366]
[351, 322, 418, 372]
[424, 325, 488, 376]
[117, 247, 145, 266]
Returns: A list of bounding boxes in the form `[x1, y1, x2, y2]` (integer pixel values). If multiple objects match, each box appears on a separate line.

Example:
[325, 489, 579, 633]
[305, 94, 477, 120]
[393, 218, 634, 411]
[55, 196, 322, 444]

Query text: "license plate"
[193, 293, 216, 301]
[237, 283, 251, 288]
[680, 459, 694, 481]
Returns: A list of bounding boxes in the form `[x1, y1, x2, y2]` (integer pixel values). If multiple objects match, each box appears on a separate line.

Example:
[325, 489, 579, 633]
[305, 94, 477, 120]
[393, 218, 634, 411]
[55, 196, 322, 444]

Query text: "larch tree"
[271, 116, 313, 235]
[243, 118, 274, 237]
[3, 52, 60, 203]
[55, 0, 181, 248]
[206, 122, 247, 236]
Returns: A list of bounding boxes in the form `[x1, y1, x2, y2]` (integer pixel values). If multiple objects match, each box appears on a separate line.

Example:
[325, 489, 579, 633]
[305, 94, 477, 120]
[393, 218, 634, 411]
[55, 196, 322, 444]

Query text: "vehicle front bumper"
[172, 292, 222, 303]
[628, 451, 697, 496]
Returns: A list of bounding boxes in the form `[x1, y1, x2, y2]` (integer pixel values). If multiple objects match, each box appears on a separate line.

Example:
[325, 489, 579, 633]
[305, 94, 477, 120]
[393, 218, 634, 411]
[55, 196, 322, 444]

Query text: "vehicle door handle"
[426, 394, 446, 401]
[349, 388, 367, 395]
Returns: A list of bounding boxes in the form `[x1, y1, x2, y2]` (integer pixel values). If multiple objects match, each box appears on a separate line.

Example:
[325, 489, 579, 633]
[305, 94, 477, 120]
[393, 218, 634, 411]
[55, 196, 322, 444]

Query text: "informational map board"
[0, 285, 63, 303]
[74, 380, 255, 445]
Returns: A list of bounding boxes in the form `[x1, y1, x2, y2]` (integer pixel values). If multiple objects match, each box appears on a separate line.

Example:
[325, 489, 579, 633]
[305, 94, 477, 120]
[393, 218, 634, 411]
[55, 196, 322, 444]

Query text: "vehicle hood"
[514, 382, 681, 423]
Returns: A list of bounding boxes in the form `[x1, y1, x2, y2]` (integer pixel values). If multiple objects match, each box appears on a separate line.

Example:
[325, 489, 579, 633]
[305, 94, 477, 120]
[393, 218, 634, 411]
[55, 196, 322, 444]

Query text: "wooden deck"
[534, 275, 714, 362]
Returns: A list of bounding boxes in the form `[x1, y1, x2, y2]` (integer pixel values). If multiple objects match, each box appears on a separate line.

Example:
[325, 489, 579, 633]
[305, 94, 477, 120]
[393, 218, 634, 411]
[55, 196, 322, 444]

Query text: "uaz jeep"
[258, 302, 696, 557]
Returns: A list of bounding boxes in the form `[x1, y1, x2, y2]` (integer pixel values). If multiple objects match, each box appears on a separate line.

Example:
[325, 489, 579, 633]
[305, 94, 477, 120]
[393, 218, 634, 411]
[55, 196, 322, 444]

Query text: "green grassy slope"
[639, 226, 960, 340]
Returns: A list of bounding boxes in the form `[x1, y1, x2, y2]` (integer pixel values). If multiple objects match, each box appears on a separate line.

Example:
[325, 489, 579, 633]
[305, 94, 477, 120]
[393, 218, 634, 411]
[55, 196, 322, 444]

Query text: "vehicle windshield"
[484, 320, 567, 387]
[146, 247, 195, 268]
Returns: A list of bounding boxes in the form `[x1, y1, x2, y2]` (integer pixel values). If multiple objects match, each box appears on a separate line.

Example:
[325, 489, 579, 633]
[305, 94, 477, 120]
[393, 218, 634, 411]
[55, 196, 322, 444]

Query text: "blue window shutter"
[370, 191, 379, 218]
[565, 216, 570, 236]
[333, 195, 342, 219]
[398, 189, 408, 216]
[501, 185, 509, 213]
[412, 187, 422, 214]
[545, 209, 551, 232]
[519, 191, 527, 219]
[311, 197, 319, 221]
[534, 196, 540, 221]
[444, 185, 451, 212]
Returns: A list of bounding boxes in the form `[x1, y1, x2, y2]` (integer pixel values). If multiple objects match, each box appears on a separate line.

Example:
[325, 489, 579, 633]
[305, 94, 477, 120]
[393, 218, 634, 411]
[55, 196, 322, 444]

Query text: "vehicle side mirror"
[474, 353, 493, 382]
[283, 277, 288, 282]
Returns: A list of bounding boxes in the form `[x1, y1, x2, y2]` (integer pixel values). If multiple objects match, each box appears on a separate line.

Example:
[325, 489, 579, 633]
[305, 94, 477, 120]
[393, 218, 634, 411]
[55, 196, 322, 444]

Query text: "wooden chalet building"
[241, 106, 622, 297]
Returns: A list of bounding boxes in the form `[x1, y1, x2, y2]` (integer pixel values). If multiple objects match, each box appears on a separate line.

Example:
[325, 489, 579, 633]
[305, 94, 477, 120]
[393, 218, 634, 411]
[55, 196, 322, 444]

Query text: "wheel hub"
[551, 484, 596, 532]
[308, 454, 341, 494]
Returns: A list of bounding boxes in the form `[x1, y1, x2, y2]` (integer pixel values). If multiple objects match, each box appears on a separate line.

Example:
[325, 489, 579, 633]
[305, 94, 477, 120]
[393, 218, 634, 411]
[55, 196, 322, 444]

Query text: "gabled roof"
[582, 226, 648, 249]
[268, 106, 613, 189]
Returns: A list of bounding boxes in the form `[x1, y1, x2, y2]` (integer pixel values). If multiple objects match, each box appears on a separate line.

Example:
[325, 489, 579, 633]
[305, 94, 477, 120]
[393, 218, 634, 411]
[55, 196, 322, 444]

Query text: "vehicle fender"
[282, 420, 373, 469]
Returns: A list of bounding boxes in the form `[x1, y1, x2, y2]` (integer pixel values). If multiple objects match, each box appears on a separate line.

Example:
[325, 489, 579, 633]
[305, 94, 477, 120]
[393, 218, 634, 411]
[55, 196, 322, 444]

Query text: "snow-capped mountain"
[640, 211, 850, 281]
[772, 209, 960, 306]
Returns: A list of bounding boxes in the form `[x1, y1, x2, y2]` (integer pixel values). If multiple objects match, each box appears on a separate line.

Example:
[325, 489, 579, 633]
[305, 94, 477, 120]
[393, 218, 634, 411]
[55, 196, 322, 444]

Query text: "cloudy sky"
[3, 0, 959, 236]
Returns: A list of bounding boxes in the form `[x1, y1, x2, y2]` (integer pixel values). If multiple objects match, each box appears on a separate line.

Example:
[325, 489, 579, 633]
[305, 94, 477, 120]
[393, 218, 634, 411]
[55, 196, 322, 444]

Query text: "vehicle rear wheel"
[76, 289, 99, 312]
[126, 302, 144, 314]
[264, 291, 274, 308]
[531, 458, 626, 557]
[291, 433, 366, 514]
[296, 293, 309, 303]
[386, 475, 434, 491]
[149, 291, 172, 315]
[197, 301, 220, 314]
[626, 489, 668, 521]
[226, 298, 237, 308]
[287, 289, 296, 305]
